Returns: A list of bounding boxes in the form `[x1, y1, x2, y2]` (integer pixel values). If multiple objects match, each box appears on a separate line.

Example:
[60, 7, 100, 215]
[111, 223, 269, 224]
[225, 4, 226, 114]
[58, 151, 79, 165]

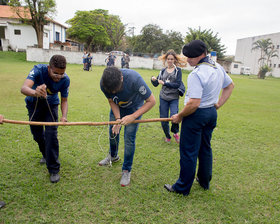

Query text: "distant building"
[0, 5, 68, 51]
[235, 32, 280, 77]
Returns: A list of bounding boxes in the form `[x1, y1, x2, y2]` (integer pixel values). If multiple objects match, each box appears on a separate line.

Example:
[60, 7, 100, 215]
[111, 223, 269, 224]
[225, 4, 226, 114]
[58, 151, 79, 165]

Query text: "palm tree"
[185, 27, 226, 59]
[266, 45, 278, 65]
[252, 38, 278, 79]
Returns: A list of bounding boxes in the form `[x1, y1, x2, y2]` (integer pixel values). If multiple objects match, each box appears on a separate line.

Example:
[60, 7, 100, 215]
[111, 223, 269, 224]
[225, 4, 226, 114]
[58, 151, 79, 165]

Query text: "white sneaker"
[120, 170, 131, 187]
[98, 154, 120, 166]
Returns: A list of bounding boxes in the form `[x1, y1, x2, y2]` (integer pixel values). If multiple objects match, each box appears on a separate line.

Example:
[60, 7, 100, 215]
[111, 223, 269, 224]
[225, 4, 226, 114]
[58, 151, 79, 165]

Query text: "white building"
[235, 32, 280, 77]
[0, 5, 67, 51]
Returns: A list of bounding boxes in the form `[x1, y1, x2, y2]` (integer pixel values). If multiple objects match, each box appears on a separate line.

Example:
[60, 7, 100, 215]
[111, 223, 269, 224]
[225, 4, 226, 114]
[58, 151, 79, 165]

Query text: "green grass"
[0, 52, 279, 223]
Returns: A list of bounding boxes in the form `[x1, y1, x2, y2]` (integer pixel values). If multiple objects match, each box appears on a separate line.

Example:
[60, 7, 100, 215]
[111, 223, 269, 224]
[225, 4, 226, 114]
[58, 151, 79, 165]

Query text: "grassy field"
[0, 51, 279, 223]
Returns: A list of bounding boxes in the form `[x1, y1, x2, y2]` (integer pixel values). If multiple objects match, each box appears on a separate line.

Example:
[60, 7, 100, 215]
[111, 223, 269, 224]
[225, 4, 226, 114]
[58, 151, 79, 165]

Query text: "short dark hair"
[101, 66, 122, 93]
[49, 55, 66, 69]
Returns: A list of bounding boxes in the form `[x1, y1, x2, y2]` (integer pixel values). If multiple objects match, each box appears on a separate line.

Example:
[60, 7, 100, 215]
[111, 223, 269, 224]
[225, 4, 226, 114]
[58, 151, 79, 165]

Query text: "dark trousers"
[159, 97, 179, 139]
[173, 107, 217, 195]
[26, 99, 60, 174]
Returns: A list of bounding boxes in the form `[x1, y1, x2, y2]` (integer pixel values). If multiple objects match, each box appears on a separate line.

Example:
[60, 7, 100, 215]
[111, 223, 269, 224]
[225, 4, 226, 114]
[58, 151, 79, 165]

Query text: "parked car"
[241, 66, 250, 75]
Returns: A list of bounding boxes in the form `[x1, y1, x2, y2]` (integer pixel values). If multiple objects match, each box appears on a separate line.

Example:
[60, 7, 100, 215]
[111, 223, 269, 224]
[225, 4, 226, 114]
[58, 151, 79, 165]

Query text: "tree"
[103, 14, 126, 51]
[66, 10, 110, 51]
[0, 0, 10, 5]
[185, 27, 226, 59]
[66, 9, 125, 51]
[9, 0, 56, 48]
[252, 38, 279, 79]
[165, 30, 184, 54]
[126, 24, 183, 56]
[132, 24, 167, 55]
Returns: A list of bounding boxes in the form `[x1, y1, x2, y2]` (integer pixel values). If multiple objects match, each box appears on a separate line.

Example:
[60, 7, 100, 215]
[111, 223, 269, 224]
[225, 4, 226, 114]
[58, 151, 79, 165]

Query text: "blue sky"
[54, 0, 280, 55]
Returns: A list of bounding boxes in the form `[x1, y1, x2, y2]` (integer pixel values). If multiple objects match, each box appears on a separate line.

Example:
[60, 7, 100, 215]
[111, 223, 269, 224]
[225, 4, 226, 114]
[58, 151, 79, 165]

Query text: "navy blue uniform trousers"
[26, 98, 60, 174]
[173, 107, 217, 195]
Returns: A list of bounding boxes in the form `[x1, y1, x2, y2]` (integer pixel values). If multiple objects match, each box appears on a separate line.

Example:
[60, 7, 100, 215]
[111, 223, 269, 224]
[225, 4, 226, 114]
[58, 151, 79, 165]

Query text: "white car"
[241, 66, 250, 75]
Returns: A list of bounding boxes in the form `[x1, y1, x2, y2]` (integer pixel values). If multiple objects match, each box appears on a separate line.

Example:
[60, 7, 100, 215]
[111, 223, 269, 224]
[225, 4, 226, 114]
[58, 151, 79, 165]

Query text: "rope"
[45, 98, 56, 122]
[29, 97, 56, 122]
[1, 117, 172, 126]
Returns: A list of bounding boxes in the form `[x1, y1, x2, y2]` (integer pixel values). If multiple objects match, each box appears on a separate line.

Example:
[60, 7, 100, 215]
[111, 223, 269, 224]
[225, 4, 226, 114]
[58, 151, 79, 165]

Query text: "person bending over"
[99, 66, 156, 187]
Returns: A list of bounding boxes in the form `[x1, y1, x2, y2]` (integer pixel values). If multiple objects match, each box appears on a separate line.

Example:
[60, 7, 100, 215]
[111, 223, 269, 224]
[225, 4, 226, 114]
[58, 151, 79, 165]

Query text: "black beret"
[182, 40, 207, 58]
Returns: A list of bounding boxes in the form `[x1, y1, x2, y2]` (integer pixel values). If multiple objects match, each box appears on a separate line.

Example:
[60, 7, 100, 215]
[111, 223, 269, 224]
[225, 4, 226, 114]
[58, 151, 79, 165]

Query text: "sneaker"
[173, 133, 180, 143]
[50, 173, 60, 183]
[120, 170, 131, 187]
[164, 184, 175, 192]
[164, 138, 171, 143]
[0, 201, 5, 209]
[40, 157, 46, 164]
[98, 154, 120, 166]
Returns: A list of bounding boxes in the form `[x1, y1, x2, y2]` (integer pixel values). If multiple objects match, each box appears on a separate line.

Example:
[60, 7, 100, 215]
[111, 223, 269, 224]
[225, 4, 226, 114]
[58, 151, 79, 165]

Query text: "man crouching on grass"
[99, 66, 156, 186]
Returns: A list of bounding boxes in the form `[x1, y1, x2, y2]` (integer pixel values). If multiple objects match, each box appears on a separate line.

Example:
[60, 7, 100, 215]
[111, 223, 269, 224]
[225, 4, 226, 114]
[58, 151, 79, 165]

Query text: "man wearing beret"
[164, 40, 234, 195]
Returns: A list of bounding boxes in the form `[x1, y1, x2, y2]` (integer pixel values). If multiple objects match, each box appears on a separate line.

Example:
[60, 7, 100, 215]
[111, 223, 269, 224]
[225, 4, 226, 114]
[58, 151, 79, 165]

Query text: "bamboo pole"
[1, 116, 172, 126]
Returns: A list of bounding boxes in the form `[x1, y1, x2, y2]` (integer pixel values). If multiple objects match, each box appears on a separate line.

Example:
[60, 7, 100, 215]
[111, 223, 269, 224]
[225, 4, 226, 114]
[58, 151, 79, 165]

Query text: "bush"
[258, 65, 271, 79]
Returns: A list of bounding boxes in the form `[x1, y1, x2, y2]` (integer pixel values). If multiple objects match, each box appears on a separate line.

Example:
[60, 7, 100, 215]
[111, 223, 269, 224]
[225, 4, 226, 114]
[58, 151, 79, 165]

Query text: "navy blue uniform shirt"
[25, 64, 70, 105]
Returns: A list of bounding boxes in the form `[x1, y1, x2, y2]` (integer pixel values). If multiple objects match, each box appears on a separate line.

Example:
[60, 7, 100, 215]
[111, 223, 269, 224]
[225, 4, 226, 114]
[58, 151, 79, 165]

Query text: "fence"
[26, 47, 193, 70]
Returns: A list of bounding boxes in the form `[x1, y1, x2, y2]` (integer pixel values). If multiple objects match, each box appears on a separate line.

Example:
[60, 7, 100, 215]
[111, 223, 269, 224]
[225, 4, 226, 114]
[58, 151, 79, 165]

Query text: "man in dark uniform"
[21, 55, 70, 183]
[164, 40, 234, 195]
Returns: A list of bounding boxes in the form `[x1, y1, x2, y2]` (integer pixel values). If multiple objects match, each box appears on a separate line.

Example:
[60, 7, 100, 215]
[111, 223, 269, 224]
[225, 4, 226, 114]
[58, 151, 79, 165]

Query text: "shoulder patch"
[29, 70, 35, 78]
[139, 85, 147, 95]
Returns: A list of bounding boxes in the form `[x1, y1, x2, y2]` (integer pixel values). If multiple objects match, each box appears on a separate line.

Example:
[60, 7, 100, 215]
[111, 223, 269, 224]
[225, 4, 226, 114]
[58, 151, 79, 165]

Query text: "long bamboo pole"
[1, 116, 172, 126]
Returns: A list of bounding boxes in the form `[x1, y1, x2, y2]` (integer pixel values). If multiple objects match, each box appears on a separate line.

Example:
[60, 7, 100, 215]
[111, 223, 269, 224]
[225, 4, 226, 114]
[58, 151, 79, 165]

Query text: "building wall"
[43, 22, 51, 49]
[48, 22, 66, 43]
[231, 62, 242, 75]
[235, 32, 280, 77]
[6, 23, 37, 51]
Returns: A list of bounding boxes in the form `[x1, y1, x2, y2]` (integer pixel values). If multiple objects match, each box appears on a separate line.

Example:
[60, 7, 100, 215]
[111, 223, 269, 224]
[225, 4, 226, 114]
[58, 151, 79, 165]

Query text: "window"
[55, 32, 60, 41]
[14, 29, 21, 35]
[278, 64, 280, 68]
[233, 64, 238, 68]
[274, 64, 276, 68]
[277, 45, 279, 49]
[44, 32, 48, 38]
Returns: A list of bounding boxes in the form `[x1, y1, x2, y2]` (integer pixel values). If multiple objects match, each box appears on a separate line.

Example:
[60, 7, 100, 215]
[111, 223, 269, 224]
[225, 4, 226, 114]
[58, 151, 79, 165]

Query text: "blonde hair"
[158, 49, 187, 67]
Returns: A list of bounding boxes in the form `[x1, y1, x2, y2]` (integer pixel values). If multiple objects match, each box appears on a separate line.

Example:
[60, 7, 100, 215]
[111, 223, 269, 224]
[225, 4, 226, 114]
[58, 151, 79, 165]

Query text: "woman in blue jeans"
[151, 49, 186, 143]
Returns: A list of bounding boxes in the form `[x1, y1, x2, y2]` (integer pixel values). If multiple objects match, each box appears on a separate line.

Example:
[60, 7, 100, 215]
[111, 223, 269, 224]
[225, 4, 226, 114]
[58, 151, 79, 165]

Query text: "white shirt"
[184, 62, 232, 108]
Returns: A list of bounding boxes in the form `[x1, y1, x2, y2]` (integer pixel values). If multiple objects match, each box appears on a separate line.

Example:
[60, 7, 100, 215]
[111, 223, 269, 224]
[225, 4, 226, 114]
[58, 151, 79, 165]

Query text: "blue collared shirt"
[184, 56, 232, 108]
